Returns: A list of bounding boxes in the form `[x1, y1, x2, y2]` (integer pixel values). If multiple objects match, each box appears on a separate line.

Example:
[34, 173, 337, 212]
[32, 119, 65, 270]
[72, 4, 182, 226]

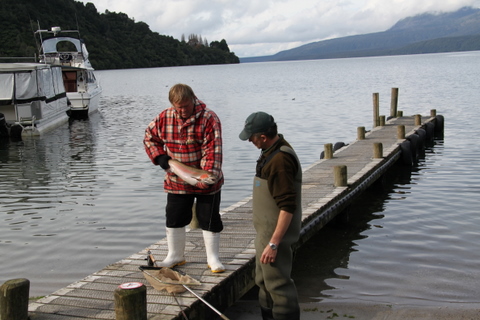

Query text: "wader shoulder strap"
[256, 149, 282, 177]
[279, 146, 302, 181]
[256, 146, 300, 177]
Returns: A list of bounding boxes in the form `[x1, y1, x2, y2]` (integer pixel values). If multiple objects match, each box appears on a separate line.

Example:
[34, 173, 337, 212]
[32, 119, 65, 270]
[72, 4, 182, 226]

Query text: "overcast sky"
[78, 0, 480, 58]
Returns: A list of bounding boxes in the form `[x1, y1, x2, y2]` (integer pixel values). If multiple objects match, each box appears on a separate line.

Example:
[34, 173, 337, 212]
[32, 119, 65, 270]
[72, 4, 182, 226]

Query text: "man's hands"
[260, 244, 278, 264]
[155, 155, 171, 170]
[260, 210, 293, 264]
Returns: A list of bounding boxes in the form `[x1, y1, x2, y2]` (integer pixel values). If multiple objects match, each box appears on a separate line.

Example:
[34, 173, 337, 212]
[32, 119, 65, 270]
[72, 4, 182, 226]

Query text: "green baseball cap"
[239, 112, 275, 141]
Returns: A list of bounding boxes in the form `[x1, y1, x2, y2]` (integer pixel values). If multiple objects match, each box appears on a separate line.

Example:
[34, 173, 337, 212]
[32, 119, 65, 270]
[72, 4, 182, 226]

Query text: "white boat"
[0, 62, 70, 138]
[35, 26, 102, 118]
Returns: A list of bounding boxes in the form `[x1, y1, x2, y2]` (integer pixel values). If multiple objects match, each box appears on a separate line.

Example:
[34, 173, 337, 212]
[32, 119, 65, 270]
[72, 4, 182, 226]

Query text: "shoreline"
[224, 299, 480, 320]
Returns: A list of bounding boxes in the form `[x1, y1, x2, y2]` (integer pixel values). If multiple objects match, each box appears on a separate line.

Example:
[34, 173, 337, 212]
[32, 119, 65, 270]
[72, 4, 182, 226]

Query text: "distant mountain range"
[241, 6, 480, 63]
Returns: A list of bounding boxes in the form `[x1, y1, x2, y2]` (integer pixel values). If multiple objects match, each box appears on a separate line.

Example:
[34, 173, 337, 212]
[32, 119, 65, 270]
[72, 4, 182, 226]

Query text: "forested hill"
[242, 6, 480, 63]
[0, 0, 239, 70]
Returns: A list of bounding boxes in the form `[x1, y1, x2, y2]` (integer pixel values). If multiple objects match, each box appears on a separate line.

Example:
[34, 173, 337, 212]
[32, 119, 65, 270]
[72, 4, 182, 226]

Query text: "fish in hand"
[168, 159, 217, 186]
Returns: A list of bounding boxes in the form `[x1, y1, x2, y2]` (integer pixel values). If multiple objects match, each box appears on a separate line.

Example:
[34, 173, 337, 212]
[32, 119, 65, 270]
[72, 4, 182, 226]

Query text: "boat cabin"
[0, 63, 69, 136]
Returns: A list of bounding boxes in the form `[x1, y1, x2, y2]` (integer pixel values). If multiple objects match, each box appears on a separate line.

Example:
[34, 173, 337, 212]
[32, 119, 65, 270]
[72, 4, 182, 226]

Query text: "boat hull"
[20, 104, 69, 136]
[67, 84, 102, 117]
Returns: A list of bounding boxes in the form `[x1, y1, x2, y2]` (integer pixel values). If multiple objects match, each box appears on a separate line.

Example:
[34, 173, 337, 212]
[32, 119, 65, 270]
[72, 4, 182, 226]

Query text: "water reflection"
[291, 137, 480, 306]
[292, 161, 415, 302]
[0, 138, 59, 224]
[5, 118, 101, 216]
[64, 117, 103, 206]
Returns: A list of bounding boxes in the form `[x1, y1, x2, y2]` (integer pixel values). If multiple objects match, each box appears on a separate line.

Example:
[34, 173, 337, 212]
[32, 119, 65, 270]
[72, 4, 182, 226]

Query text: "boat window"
[0, 73, 14, 100]
[57, 41, 77, 52]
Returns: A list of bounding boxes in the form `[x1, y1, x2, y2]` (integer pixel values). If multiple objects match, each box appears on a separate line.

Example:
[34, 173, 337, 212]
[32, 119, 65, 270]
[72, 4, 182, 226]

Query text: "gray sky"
[78, 0, 480, 58]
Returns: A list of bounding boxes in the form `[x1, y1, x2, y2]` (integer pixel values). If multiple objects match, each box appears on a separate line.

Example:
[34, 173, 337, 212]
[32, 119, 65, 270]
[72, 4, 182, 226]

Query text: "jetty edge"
[2, 102, 443, 320]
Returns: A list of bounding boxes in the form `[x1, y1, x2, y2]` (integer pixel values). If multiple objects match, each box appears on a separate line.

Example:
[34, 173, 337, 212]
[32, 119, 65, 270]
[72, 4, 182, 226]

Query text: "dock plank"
[28, 115, 438, 319]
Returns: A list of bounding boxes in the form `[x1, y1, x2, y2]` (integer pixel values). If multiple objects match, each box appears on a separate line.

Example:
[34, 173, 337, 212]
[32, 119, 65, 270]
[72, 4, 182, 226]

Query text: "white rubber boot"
[156, 227, 186, 268]
[203, 230, 225, 273]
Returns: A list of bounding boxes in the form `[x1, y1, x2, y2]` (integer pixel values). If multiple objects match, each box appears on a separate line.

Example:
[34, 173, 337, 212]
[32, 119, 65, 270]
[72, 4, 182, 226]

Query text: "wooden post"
[373, 93, 380, 127]
[334, 165, 347, 187]
[114, 282, 147, 320]
[357, 126, 365, 140]
[0, 278, 30, 320]
[373, 143, 383, 159]
[324, 143, 333, 159]
[430, 109, 437, 117]
[390, 88, 399, 118]
[415, 114, 422, 126]
[397, 125, 405, 139]
[397, 110, 403, 117]
[379, 115, 385, 126]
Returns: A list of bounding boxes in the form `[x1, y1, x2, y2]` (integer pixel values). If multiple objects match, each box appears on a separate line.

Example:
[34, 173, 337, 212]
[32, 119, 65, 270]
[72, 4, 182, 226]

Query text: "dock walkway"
[27, 114, 441, 320]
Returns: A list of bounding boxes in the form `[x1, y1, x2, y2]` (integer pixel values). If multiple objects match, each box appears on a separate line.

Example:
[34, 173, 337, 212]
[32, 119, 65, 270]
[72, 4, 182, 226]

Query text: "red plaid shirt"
[144, 99, 223, 194]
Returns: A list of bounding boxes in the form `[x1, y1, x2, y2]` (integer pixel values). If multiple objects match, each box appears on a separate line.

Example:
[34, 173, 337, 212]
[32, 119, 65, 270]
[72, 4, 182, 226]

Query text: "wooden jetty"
[2, 91, 444, 320]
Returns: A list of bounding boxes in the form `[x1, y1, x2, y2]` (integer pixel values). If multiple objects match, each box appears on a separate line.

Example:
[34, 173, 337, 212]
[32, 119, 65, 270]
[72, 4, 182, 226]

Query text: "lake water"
[1, 52, 480, 310]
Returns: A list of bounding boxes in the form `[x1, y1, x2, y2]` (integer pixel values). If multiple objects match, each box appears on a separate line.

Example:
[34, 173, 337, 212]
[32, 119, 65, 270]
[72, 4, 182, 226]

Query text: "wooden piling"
[430, 109, 437, 117]
[373, 93, 380, 127]
[415, 114, 422, 126]
[324, 143, 333, 159]
[397, 125, 405, 139]
[334, 165, 347, 187]
[373, 142, 383, 159]
[0, 278, 30, 320]
[114, 282, 147, 320]
[357, 126, 365, 140]
[390, 88, 399, 118]
[379, 115, 385, 126]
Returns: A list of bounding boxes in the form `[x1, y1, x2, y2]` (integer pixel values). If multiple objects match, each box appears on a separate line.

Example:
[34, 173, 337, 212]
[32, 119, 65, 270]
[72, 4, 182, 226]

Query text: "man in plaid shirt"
[144, 83, 225, 273]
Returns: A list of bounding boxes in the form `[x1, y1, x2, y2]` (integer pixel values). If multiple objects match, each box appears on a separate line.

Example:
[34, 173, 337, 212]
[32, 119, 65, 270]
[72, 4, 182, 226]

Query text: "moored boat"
[35, 26, 102, 118]
[0, 62, 69, 139]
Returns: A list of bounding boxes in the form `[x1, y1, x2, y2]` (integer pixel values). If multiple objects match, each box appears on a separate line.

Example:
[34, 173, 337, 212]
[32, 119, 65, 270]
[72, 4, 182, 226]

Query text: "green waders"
[252, 146, 302, 320]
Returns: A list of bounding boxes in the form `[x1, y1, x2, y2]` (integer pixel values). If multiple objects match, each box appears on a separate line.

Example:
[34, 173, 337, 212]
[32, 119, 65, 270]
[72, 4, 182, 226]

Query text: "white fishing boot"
[156, 227, 186, 268]
[203, 230, 225, 273]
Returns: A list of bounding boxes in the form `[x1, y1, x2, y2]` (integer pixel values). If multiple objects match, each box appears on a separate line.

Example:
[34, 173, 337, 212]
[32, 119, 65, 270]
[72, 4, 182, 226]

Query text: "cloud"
[79, 0, 479, 57]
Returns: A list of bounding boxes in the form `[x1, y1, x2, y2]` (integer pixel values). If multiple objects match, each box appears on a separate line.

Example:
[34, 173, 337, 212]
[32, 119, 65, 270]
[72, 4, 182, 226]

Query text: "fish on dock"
[168, 159, 217, 186]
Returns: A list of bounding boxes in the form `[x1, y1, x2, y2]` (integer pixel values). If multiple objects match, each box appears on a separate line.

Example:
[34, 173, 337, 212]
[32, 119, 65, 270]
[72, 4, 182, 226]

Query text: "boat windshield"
[42, 37, 83, 54]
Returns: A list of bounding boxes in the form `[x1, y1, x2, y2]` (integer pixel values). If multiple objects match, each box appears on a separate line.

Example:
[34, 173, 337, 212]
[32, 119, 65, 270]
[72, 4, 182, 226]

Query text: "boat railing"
[19, 116, 36, 125]
[13, 116, 36, 134]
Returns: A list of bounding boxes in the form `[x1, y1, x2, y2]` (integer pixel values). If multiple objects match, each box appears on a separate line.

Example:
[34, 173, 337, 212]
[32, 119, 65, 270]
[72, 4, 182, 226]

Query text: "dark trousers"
[165, 192, 223, 232]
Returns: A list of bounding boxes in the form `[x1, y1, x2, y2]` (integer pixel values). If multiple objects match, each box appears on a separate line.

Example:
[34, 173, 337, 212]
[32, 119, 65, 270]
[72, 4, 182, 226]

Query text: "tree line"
[0, 0, 239, 70]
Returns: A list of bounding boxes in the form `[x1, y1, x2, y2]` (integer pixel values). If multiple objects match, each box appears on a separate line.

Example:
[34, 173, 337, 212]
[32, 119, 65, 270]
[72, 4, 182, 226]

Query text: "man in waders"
[239, 112, 302, 320]
[144, 83, 225, 273]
